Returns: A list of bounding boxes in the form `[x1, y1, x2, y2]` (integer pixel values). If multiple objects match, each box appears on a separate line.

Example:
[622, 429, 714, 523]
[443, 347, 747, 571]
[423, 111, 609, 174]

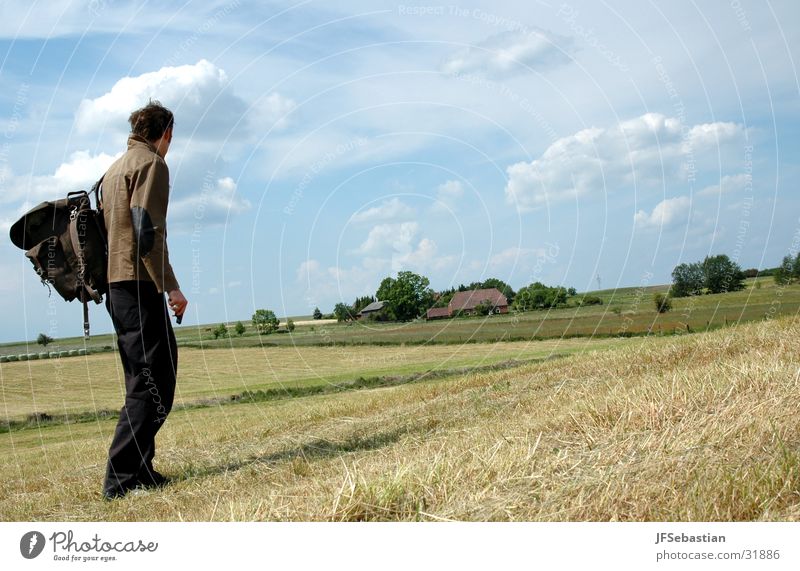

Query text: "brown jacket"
[102, 135, 179, 293]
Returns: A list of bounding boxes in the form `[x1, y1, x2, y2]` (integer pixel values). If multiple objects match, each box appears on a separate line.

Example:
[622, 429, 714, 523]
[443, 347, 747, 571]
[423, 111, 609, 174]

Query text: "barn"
[425, 288, 509, 319]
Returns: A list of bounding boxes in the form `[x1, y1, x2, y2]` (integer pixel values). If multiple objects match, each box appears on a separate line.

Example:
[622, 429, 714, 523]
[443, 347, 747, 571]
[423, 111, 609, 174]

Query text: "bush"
[213, 323, 229, 339]
[654, 293, 672, 313]
[37, 333, 54, 347]
[235, 321, 246, 336]
[577, 295, 603, 307]
[476, 301, 494, 316]
[287, 318, 295, 332]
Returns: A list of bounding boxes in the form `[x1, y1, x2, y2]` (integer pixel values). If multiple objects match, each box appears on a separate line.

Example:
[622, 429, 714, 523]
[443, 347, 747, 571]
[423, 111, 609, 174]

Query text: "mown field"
[0, 314, 798, 521]
[0, 337, 616, 423]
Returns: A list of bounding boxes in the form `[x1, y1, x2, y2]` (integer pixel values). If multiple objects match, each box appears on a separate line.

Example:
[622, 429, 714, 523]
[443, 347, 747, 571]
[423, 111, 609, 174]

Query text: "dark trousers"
[103, 280, 177, 495]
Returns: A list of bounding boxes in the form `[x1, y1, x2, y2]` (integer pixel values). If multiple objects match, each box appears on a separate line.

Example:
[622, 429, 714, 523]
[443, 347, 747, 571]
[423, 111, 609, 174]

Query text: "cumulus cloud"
[505, 113, 745, 210]
[442, 28, 572, 77]
[0, 150, 120, 206]
[169, 176, 251, 229]
[355, 222, 455, 273]
[698, 173, 751, 196]
[356, 222, 420, 256]
[299, 221, 455, 304]
[633, 196, 691, 230]
[351, 197, 415, 223]
[75, 60, 248, 141]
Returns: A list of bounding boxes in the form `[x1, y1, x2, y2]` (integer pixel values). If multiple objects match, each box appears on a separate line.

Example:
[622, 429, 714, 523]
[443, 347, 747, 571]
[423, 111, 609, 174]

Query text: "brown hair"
[128, 100, 174, 142]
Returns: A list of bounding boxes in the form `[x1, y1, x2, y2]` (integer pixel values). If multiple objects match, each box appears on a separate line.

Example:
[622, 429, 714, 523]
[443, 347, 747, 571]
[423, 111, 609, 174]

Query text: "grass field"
[0, 314, 798, 521]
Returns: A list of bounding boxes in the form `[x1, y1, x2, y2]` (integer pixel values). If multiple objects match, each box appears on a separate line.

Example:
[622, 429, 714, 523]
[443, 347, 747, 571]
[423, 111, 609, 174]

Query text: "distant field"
[2, 278, 796, 356]
[1, 315, 797, 521]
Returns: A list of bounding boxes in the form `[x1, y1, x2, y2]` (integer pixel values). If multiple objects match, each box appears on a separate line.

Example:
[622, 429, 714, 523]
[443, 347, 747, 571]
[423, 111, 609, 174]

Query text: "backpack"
[9, 178, 107, 338]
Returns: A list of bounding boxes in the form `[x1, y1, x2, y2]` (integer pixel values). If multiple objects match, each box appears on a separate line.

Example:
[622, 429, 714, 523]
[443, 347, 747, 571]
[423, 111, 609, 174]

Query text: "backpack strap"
[68, 211, 102, 338]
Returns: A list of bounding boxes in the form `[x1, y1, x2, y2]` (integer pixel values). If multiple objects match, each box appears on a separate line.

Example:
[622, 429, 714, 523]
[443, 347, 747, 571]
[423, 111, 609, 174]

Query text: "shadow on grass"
[178, 426, 413, 481]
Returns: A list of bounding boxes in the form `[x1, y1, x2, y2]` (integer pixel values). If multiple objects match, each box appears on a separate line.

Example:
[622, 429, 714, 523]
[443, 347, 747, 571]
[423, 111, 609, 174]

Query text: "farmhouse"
[426, 287, 509, 320]
[357, 300, 387, 319]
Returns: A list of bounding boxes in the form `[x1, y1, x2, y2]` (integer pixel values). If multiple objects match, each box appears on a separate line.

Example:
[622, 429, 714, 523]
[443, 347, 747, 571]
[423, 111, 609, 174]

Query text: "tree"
[480, 278, 516, 305]
[252, 309, 279, 334]
[287, 318, 295, 332]
[654, 293, 672, 313]
[312, 307, 323, 320]
[213, 323, 229, 339]
[333, 302, 355, 322]
[235, 321, 246, 336]
[671, 262, 704, 297]
[794, 252, 800, 281]
[702, 254, 745, 294]
[37, 333, 54, 347]
[774, 255, 793, 285]
[376, 271, 435, 321]
[513, 282, 567, 311]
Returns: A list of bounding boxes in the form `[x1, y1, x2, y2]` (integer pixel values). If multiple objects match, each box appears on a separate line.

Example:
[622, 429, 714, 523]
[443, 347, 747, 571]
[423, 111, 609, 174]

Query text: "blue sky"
[0, 0, 798, 342]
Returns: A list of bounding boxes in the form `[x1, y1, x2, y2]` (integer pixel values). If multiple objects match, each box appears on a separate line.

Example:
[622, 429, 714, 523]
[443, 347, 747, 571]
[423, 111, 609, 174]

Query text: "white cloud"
[356, 222, 420, 256]
[169, 176, 250, 229]
[299, 220, 456, 305]
[634, 196, 691, 230]
[437, 179, 464, 200]
[351, 197, 415, 223]
[355, 222, 455, 273]
[505, 113, 745, 210]
[397, 237, 455, 273]
[699, 173, 751, 196]
[442, 28, 572, 77]
[251, 92, 297, 131]
[0, 150, 120, 206]
[75, 60, 248, 141]
[296, 257, 383, 303]
[430, 180, 466, 214]
[486, 246, 547, 271]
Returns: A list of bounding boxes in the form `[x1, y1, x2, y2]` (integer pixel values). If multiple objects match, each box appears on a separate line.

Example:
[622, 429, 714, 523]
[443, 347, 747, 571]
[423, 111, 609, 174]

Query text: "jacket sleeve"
[129, 157, 179, 293]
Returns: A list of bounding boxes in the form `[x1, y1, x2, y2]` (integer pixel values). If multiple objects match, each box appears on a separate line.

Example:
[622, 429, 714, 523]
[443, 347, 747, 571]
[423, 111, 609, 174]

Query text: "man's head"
[128, 100, 174, 158]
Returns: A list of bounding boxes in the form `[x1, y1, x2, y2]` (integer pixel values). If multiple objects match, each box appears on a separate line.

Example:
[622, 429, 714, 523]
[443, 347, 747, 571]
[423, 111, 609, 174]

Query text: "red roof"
[449, 288, 508, 311]
[426, 307, 451, 319]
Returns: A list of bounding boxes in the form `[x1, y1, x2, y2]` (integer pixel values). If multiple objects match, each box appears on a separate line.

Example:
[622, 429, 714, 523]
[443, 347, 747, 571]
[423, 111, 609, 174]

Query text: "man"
[101, 100, 188, 499]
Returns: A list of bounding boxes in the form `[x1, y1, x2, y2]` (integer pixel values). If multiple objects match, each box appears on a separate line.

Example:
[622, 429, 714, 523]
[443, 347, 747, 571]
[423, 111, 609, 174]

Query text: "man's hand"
[168, 288, 188, 319]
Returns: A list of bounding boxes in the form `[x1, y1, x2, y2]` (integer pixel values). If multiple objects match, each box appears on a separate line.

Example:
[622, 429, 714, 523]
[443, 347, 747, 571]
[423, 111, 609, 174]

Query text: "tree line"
[322, 271, 593, 323]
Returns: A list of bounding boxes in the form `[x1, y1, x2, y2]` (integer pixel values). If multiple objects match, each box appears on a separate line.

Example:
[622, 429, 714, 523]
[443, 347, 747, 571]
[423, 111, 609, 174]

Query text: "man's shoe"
[137, 470, 172, 489]
[102, 484, 136, 501]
